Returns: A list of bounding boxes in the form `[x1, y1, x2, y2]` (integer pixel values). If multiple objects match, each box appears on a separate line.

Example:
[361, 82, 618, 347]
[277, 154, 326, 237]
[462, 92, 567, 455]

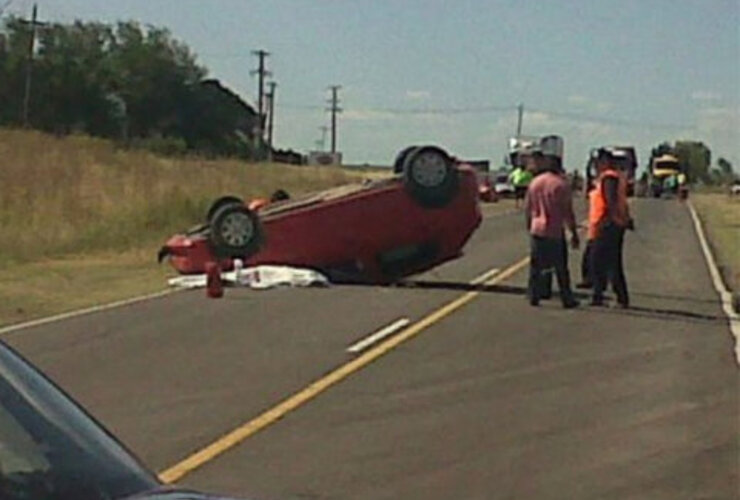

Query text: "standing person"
[677, 172, 689, 201]
[524, 150, 580, 308]
[589, 149, 634, 308]
[576, 188, 599, 289]
[509, 154, 534, 209]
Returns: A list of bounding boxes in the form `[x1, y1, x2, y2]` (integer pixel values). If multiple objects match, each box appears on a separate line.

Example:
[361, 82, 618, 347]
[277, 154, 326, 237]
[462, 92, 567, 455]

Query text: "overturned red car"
[159, 145, 482, 283]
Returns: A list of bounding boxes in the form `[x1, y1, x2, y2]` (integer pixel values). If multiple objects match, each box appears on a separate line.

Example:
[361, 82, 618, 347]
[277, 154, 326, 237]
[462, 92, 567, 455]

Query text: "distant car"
[159, 145, 482, 283]
[493, 172, 515, 197]
[731, 180, 740, 196]
[0, 338, 250, 500]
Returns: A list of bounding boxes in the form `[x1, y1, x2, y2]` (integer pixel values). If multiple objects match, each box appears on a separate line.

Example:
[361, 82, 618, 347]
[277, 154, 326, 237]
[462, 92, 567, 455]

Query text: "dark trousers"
[580, 239, 593, 284]
[528, 236, 574, 305]
[592, 224, 629, 305]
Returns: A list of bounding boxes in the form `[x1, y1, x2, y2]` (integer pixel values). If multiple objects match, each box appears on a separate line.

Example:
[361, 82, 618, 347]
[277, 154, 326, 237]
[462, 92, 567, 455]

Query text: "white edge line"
[470, 268, 500, 285]
[347, 318, 411, 354]
[0, 289, 178, 336]
[688, 201, 740, 365]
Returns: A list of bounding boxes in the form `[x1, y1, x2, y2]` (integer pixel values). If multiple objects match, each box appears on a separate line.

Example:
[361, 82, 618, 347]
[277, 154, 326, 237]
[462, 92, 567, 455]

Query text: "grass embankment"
[0, 129, 371, 327]
[692, 193, 740, 292]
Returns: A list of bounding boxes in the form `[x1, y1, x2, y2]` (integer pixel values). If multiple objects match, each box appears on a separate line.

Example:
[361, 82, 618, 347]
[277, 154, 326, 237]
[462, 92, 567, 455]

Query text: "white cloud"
[405, 90, 432, 101]
[691, 90, 721, 102]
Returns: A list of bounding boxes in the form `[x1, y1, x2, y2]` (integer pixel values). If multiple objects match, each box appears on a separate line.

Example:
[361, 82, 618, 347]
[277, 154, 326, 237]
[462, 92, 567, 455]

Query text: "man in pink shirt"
[524, 150, 580, 308]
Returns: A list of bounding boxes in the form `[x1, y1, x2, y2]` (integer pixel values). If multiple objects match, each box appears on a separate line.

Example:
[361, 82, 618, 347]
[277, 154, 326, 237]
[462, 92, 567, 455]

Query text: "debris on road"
[168, 264, 330, 291]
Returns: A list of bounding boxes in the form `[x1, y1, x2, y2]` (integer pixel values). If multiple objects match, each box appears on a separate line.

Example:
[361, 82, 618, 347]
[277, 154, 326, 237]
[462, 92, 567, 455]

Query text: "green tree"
[711, 157, 736, 185]
[33, 21, 117, 134]
[107, 21, 205, 139]
[0, 17, 33, 125]
[674, 140, 711, 184]
[0, 16, 265, 159]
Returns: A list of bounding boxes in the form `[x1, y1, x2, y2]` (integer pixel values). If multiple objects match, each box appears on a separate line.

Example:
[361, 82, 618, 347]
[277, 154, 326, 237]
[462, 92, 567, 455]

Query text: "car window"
[0, 343, 157, 500]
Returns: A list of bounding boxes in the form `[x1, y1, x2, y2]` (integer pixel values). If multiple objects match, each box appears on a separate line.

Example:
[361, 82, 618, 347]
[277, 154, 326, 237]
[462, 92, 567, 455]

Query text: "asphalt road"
[3, 200, 738, 500]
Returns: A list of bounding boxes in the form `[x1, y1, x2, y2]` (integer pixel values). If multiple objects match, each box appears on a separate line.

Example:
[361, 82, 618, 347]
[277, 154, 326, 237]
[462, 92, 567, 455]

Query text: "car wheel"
[402, 145, 459, 207]
[393, 145, 419, 174]
[209, 205, 262, 259]
[206, 195, 244, 223]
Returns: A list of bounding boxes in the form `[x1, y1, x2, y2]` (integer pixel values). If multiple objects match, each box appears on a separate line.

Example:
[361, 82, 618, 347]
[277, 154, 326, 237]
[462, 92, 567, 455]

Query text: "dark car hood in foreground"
[127, 488, 249, 500]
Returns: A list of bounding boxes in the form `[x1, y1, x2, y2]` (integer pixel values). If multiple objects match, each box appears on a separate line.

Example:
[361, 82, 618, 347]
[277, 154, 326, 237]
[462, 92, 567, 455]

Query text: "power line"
[278, 103, 324, 110]
[277, 98, 689, 132]
[527, 107, 689, 131]
[368, 104, 516, 115]
[0, 0, 14, 17]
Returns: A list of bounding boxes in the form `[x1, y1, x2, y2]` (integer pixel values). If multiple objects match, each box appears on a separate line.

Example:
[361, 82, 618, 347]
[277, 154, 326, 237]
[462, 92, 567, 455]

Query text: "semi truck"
[648, 152, 683, 198]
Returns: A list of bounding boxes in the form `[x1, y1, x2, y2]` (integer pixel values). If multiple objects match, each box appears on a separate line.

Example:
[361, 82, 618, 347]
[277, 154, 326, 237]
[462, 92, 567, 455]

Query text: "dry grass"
[692, 193, 740, 291]
[0, 128, 369, 326]
[0, 249, 173, 327]
[0, 128, 360, 266]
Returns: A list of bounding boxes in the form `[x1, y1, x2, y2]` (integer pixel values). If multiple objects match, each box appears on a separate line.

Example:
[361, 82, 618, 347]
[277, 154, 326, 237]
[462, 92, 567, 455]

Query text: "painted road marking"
[688, 202, 740, 365]
[0, 289, 177, 337]
[347, 318, 411, 354]
[470, 268, 500, 285]
[158, 257, 529, 484]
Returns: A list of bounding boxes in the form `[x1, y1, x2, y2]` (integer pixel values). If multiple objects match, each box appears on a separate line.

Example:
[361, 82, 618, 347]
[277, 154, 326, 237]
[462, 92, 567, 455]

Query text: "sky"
[5, 0, 739, 170]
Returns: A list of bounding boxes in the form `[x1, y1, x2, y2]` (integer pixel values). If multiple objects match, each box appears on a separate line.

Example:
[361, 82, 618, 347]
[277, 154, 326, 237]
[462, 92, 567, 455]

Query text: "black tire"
[206, 195, 244, 223]
[402, 145, 459, 208]
[393, 145, 420, 174]
[208, 205, 263, 259]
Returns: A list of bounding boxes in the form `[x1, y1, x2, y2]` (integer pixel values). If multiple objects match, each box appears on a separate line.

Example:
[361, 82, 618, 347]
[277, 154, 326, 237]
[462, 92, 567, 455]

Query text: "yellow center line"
[158, 256, 530, 484]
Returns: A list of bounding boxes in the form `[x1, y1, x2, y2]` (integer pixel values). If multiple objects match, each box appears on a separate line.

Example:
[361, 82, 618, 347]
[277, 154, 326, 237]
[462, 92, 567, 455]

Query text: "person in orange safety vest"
[589, 148, 634, 308]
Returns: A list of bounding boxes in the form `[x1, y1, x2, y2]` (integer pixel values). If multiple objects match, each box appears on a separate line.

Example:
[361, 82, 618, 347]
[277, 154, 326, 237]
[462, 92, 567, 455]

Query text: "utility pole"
[327, 85, 342, 154]
[266, 81, 277, 150]
[20, 3, 46, 127]
[265, 81, 277, 161]
[250, 50, 271, 127]
[515, 103, 524, 138]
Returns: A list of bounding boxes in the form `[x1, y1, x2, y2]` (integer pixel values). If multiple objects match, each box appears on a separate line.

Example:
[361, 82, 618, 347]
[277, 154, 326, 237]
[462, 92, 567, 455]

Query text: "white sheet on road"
[168, 265, 330, 290]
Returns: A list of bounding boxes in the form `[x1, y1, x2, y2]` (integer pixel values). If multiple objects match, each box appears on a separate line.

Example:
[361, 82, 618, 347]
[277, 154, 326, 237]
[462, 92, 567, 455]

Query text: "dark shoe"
[529, 299, 540, 307]
[616, 301, 630, 309]
[590, 298, 605, 307]
[575, 282, 593, 289]
[562, 299, 580, 309]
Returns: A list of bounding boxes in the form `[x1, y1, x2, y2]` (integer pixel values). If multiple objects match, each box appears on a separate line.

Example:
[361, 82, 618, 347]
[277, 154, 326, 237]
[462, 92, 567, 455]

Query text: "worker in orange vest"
[589, 148, 634, 307]
[575, 188, 599, 290]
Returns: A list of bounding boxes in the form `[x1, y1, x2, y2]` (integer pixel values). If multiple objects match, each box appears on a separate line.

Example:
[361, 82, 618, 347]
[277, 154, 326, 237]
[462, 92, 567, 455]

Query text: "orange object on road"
[205, 261, 224, 298]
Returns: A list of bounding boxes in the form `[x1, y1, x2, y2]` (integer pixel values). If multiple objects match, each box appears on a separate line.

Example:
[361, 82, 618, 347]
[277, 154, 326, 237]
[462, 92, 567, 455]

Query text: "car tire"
[209, 205, 263, 259]
[393, 145, 420, 174]
[206, 196, 244, 223]
[402, 145, 459, 207]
